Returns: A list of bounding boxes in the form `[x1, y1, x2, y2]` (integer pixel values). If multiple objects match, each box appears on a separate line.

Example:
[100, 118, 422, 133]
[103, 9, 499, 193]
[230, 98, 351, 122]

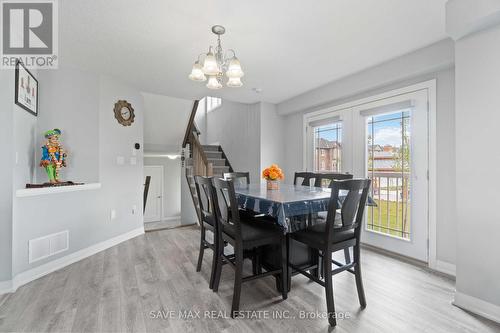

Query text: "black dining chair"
[313, 172, 355, 227]
[314, 173, 354, 223]
[223, 172, 250, 187]
[223, 170, 274, 275]
[293, 174, 315, 225]
[314, 172, 354, 188]
[293, 172, 315, 186]
[194, 176, 219, 289]
[223, 171, 262, 219]
[211, 177, 288, 317]
[290, 178, 371, 327]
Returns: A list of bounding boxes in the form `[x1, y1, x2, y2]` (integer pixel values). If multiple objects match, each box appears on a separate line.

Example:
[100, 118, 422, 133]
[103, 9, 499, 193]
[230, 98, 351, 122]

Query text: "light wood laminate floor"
[0, 226, 499, 333]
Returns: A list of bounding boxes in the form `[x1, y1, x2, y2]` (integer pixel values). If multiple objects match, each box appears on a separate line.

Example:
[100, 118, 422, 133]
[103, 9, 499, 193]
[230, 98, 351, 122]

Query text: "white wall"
[144, 157, 181, 219]
[0, 68, 39, 283]
[277, 39, 455, 116]
[259, 102, 285, 173]
[13, 108, 37, 190]
[454, 24, 500, 315]
[143, 92, 192, 152]
[35, 69, 100, 183]
[0, 71, 14, 282]
[9, 68, 144, 279]
[279, 50, 457, 266]
[206, 99, 261, 182]
[446, 0, 500, 39]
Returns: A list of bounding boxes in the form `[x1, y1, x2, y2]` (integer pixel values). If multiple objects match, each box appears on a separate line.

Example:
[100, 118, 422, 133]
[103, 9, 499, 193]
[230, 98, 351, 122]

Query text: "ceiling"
[60, 0, 447, 104]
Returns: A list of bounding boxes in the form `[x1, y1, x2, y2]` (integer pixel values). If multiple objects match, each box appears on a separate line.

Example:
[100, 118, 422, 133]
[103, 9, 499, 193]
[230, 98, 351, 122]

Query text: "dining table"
[235, 183, 340, 290]
[234, 182, 374, 291]
[235, 183, 376, 232]
[235, 183, 332, 233]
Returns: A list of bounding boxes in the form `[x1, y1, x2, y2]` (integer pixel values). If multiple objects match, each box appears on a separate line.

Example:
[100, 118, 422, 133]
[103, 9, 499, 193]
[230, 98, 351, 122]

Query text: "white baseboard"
[435, 259, 456, 277]
[162, 215, 181, 222]
[0, 280, 13, 295]
[453, 291, 500, 324]
[144, 216, 181, 224]
[0, 226, 144, 296]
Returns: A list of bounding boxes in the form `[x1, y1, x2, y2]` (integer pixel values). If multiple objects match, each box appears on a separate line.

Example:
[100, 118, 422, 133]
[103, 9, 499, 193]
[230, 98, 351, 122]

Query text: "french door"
[305, 89, 430, 262]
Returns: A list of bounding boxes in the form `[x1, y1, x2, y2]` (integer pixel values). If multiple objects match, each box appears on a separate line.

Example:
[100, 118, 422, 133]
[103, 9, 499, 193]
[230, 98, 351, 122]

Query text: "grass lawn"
[366, 199, 410, 239]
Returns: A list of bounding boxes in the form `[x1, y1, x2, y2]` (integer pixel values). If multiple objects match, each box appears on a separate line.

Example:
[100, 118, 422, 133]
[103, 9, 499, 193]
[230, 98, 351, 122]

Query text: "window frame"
[311, 121, 343, 173]
[206, 96, 222, 113]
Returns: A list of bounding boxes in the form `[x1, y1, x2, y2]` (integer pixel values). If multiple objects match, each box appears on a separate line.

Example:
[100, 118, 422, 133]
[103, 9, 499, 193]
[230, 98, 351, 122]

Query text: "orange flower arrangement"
[262, 164, 285, 181]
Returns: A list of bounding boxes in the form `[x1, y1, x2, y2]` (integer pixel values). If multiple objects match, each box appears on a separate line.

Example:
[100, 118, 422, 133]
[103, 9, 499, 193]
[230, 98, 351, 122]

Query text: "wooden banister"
[182, 100, 200, 148]
[182, 100, 212, 177]
[190, 133, 213, 176]
[190, 132, 208, 166]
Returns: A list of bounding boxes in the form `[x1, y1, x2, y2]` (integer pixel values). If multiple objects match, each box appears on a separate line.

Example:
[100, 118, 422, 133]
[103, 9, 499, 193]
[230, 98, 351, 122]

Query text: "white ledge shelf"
[16, 183, 101, 197]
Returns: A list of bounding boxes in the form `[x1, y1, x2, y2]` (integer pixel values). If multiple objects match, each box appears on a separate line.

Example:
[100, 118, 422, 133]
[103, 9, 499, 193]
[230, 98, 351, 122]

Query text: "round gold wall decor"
[113, 100, 135, 126]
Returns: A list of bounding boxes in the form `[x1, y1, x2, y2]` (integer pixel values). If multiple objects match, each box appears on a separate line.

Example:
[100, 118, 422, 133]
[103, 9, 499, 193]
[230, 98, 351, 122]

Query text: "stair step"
[207, 158, 226, 166]
[212, 166, 230, 175]
[202, 145, 220, 151]
[205, 151, 223, 159]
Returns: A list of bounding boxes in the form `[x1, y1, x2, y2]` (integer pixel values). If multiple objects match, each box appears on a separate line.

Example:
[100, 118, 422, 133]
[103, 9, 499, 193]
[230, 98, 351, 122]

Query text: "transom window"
[206, 96, 222, 112]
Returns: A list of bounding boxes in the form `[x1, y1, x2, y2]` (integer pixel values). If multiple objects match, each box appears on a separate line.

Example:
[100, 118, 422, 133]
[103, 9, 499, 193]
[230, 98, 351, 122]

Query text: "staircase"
[182, 101, 234, 224]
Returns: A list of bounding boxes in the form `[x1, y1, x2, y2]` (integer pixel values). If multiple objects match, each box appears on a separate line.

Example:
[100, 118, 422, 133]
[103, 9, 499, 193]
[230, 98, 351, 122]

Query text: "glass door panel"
[366, 111, 411, 240]
[313, 122, 342, 173]
[311, 121, 344, 187]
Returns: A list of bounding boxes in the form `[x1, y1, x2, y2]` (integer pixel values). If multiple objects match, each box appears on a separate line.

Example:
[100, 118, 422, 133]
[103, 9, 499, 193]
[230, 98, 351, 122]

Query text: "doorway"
[304, 81, 436, 263]
[143, 165, 163, 223]
[354, 90, 429, 262]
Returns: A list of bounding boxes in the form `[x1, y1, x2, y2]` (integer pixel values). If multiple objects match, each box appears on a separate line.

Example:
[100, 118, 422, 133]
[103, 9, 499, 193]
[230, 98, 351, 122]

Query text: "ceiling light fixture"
[189, 25, 244, 90]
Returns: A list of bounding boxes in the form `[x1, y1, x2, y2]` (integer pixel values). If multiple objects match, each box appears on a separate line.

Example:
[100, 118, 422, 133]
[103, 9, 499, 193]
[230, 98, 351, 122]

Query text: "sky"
[316, 111, 410, 147]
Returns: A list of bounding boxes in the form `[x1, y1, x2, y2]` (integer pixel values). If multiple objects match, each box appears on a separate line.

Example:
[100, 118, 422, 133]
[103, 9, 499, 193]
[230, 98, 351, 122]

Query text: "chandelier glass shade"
[188, 61, 206, 81]
[206, 75, 223, 90]
[189, 25, 244, 89]
[226, 77, 243, 87]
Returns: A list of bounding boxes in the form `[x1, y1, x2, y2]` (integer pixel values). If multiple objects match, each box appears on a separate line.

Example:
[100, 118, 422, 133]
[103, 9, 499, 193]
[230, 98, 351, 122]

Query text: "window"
[206, 96, 222, 112]
[366, 110, 411, 239]
[313, 122, 342, 172]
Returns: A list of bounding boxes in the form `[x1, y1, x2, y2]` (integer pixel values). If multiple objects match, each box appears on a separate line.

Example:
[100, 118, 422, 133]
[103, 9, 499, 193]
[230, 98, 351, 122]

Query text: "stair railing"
[182, 100, 213, 177]
[189, 132, 213, 176]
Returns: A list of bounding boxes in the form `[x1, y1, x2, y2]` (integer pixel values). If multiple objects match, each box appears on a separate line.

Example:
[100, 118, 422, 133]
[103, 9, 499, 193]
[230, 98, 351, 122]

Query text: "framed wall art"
[15, 60, 39, 116]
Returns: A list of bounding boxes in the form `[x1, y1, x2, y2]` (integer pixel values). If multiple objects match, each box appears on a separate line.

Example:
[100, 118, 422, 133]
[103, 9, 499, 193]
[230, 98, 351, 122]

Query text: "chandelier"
[188, 25, 244, 89]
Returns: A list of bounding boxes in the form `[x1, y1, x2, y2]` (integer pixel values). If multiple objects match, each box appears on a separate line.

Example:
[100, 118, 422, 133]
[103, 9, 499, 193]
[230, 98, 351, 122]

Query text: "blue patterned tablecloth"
[235, 183, 375, 233]
[235, 184, 331, 233]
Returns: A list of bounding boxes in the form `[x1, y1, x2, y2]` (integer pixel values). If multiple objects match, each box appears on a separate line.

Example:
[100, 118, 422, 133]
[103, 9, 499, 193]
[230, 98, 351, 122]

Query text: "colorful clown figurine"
[40, 129, 67, 183]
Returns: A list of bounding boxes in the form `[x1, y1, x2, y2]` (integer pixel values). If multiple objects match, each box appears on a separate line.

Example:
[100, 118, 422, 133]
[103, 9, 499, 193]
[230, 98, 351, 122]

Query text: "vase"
[266, 180, 279, 190]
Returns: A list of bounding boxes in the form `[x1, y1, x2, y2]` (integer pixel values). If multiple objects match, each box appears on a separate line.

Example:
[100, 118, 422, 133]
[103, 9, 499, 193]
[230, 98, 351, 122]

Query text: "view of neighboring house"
[315, 138, 342, 171]
[369, 144, 401, 171]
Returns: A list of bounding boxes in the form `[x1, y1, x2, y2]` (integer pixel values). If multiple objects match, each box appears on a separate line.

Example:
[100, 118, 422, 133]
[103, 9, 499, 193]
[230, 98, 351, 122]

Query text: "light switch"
[110, 209, 117, 220]
[116, 156, 125, 165]
[130, 157, 137, 165]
